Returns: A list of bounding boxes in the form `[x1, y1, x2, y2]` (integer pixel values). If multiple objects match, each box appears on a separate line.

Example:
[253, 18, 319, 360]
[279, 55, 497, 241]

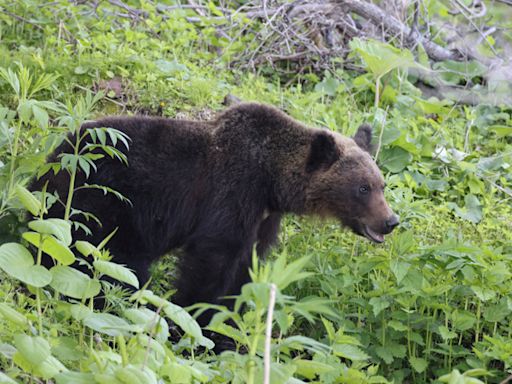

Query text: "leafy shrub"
[0, 2, 511, 383]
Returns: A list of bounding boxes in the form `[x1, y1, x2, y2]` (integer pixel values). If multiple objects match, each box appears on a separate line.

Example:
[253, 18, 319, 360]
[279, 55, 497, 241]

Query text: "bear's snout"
[384, 214, 399, 233]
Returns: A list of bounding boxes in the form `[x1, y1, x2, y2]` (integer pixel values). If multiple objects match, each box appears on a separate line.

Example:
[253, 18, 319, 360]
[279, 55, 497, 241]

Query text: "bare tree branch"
[335, 0, 467, 61]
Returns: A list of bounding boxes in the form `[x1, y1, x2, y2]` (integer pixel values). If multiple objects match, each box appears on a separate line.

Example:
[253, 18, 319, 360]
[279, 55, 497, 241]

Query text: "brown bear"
[30, 102, 398, 321]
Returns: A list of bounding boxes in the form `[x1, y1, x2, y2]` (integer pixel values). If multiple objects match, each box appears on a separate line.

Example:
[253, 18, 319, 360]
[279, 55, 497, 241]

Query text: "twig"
[108, 0, 147, 18]
[500, 374, 512, 384]
[408, 0, 420, 41]
[451, 0, 487, 18]
[450, 0, 497, 55]
[374, 106, 388, 161]
[335, 0, 467, 61]
[0, 7, 45, 30]
[156, 3, 230, 13]
[187, 0, 206, 17]
[264, 283, 277, 384]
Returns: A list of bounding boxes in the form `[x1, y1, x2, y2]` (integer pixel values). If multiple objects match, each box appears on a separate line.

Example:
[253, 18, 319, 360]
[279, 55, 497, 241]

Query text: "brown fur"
[30, 102, 398, 325]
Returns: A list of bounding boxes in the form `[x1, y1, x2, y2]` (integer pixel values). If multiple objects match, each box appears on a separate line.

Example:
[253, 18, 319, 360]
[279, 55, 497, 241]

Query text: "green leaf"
[163, 302, 203, 341]
[448, 194, 483, 224]
[375, 346, 394, 364]
[15, 185, 42, 216]
[69, 304, 93, 321]
[379, 125, 402, 146]
[115, 365, 158, 384]
[136, 291, 210, 347]
[438, 326, 457, 340]
[293, 359, 334, 379]
[350, 38, 423, 78]
[254, 362, 296, 384]
[412, 96, 452, 115]
[13, 335, 50, 366]
[55, 371, 95, 384]
[471, 286, 496, 302]
[50, 266, 101, 299]
[74, 66, 88, 74]
[434, 60, 487, 85]
[483, 300, 510, 322]
[17, 100, 33, 123]
[369, 297, 390, 317]
[409, 357, 428, 373]
[451, 310, 476, 331]
[332, 344, 369, 361]
[23, 232, 75, 265]
[0, 243, 52, 287]
[52, 337, 83, 362]
[28, 219, 72, 246]
[388, 320, 408, 332]
[389, 343, 406, 358]
[26, 355, 67, 379]
[321, 317, 336, 341]
[438, 369, 487, 383]
[390, 260, 410, 284]
[271, 255, 313, 290]
[93, 260, 139, 288]
[379, 147, 412, 173]
[463, 194, 483, 224]
[0, 303, 28, 326]
[160, 362, 193, 383]
[83, 313, 130, 337]
[75, 240, 101, 258]
[314, 77, 340, 96]
[154, 59, 188, 74]
[0, 372, 17, 384]
[32, 104, 49, 130]
[489, 124, 512, 137]
[123, 308, 169, 342]
[78, 157, 90, 178]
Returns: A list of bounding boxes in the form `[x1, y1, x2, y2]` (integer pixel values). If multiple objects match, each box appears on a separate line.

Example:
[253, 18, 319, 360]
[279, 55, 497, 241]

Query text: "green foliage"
[0, 1, 511, 383]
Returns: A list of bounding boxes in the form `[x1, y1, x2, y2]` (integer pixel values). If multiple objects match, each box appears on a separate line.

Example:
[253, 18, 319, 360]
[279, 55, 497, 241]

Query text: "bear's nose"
[385, 215, 399, 232]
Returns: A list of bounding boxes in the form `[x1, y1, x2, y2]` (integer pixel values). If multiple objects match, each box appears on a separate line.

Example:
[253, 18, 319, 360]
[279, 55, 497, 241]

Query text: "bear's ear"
[353, 123, 373, 153]
[306, 131, 339, 173]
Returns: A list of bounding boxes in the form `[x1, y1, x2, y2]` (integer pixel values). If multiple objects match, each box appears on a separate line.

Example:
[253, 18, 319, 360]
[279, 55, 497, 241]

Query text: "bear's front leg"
[173, 236, 255, 326]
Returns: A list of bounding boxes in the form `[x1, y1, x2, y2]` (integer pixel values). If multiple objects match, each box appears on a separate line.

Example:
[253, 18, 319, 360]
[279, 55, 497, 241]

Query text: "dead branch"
[0, 7, 45, 30]
[335, 0, 467, 61]
[108, 0, 147, 18]
[4, 0, 509, 107]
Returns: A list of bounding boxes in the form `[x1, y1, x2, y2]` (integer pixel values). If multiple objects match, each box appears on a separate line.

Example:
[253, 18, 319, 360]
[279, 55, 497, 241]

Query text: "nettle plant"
[0, 81, 216, 382]
[0, 67, 385, 384]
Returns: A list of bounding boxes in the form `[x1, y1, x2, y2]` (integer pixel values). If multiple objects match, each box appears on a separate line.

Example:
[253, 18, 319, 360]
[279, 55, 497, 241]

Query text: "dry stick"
[0, 7, 45, 30]
[335, 0, 466, 61]
[451, 0, 487, 19]
[156, 3, 230, 13]
[187, 0, 207, 17]
[408, 0, 420, 42]
[108, 0, 147, 17]
[500, 374, 512, 384]
[373, 106, 388, 161]
[450, 0, 498, 56]
[264, 283, 277, 384]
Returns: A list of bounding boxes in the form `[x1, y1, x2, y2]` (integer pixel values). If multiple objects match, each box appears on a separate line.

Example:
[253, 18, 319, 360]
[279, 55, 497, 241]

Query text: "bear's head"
[304, 124, 399, 243]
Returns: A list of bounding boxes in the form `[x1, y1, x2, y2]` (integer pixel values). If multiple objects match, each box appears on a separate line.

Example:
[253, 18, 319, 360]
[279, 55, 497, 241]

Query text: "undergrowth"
[0, 2, 511, 383]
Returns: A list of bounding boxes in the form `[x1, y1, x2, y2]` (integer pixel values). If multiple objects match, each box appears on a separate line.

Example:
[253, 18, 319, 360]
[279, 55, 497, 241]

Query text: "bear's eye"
[359, 185, 370, 195]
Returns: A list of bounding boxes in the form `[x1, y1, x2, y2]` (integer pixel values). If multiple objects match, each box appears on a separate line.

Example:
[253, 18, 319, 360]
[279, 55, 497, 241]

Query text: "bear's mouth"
[362, 225, 385, 243]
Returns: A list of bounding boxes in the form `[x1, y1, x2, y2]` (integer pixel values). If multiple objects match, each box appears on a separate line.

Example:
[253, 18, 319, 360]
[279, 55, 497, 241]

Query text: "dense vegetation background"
[0, 1, 511, 383]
